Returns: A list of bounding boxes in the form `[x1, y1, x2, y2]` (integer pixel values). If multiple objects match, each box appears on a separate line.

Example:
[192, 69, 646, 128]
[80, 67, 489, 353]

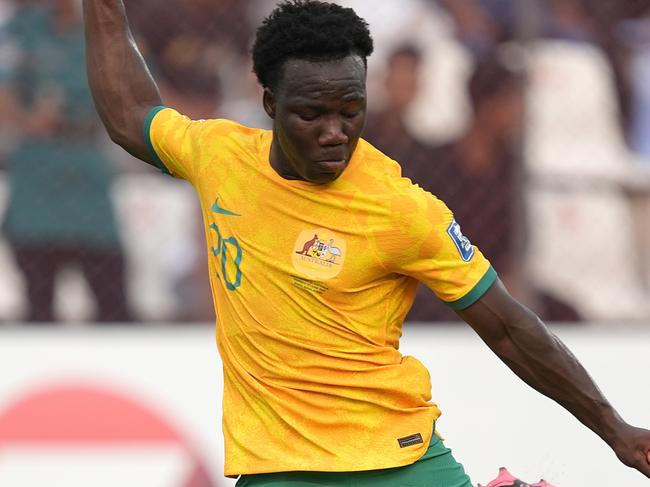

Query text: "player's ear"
[263, 88, 276, 119]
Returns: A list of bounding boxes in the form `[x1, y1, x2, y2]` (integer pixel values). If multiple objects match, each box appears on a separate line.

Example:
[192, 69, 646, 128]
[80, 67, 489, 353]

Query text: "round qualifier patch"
[292, 228, 347, 280]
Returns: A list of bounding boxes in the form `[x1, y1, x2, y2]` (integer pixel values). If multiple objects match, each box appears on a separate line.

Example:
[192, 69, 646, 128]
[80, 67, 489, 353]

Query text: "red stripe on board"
[0, 384, 182, 443]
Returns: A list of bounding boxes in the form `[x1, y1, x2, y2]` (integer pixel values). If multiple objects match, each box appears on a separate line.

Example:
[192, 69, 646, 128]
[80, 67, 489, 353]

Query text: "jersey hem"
[227, 454, 423, 478]
[144, 105, 172, 175]
[446, 266, 497, 310]
[225, 418, 438, 477]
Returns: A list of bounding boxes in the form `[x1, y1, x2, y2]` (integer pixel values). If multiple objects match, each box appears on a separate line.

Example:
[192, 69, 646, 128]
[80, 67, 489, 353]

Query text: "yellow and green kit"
[146, 106, 497, 477]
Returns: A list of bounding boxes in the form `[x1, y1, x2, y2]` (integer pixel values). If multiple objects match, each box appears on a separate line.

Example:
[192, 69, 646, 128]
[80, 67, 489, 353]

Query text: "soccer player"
[83, 1, 650, 485]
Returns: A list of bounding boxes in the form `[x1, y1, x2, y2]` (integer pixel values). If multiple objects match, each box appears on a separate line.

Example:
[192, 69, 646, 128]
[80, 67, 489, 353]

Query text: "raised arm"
[458, 279, 650, 478]
[83, 0, 162, 164]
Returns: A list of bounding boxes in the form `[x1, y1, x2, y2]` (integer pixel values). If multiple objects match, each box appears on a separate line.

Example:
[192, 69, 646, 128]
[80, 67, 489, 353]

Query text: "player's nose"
[318, 116, 348, 146]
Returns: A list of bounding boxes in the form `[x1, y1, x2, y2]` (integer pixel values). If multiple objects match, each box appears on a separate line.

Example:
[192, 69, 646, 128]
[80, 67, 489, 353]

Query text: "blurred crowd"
[1, 0, 650, 324]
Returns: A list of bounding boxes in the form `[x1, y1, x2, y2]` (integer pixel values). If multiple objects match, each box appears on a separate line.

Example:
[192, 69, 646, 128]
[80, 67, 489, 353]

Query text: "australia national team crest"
[447, 219, 475, 262]
[292, 228, 347, 280]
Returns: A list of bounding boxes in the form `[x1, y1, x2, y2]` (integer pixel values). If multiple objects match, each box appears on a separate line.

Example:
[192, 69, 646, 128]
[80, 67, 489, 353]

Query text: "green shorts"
[235, 435, 473, 487]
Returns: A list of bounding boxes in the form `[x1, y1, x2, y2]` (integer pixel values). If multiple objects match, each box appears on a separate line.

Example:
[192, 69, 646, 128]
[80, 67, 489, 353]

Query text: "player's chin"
[306, 163, 348, 184]
[306, 171, 343, 185]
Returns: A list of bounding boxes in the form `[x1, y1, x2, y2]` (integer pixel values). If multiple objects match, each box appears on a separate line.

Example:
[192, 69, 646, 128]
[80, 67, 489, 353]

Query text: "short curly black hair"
[252, 0, 374, 90]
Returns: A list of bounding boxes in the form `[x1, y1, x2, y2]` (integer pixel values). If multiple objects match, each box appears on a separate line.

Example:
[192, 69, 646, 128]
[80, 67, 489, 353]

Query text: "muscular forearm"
[83, 0, 162, 162]
[498, 312, 624, 445]
[459, 282, 626, 447]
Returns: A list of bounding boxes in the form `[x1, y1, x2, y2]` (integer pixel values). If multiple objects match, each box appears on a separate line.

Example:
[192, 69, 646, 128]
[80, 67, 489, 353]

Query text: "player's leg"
[78, 246, 132, 323]
[12, 245, 60, 322]
[353, 434, 473, 487]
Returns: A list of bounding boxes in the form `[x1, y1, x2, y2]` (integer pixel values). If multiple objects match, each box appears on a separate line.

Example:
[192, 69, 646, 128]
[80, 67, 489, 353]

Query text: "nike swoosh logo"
[211, 198, 241, 216]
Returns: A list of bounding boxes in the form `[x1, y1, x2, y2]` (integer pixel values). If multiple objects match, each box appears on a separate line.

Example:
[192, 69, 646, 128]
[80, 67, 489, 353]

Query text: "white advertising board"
[0, 324, 647, 487]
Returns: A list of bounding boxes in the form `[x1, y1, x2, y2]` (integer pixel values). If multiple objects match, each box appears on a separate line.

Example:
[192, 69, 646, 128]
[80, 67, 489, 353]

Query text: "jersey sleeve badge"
[447, 220, 475, 262]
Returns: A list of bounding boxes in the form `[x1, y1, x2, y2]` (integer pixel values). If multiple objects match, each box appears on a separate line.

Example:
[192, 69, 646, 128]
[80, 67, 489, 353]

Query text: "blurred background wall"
[0, 325, 648, 486]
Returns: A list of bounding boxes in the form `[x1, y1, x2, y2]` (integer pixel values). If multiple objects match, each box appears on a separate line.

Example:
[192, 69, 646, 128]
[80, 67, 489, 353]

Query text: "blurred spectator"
[441, 0, 648, 145]
[364, 44, 431, 183]
[440, 0, 507, 59]
[0, 0, 133, 323]
[404, 54, 581, 321]
[543, 0, 596, 43]
[541, 0, 636, 138]
[416, 56, 525, 278]
[406, 55, 523, 321]
[367, 49, 516, 321]
[618, 5, 650, 160]
[125, 0, 252, 120]
[335, 0, 473, 142]
[525, 38, 650, 321]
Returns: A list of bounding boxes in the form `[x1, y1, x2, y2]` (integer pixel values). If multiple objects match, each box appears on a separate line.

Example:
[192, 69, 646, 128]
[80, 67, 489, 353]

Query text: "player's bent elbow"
[106, 126, 132, 150]
[98, 102, 153, 153]
[103, 114, 145, 155]
[105, 126, 146, 161]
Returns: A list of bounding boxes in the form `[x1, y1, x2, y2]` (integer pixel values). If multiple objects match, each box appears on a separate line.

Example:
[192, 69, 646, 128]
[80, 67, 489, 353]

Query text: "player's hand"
[609, 423, 650, 478]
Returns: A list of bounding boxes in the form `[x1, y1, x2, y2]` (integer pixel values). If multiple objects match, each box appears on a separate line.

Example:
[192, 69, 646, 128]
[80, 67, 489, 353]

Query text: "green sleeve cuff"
[144, 105, 171, 175]
[446, 266, 498, 310]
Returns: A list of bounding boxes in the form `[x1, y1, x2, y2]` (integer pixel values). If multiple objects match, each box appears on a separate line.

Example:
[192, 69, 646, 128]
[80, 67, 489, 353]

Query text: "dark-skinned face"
[263, 55, 367, 185]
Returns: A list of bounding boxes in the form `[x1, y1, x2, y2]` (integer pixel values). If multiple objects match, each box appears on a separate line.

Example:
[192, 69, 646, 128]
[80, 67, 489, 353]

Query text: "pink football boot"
[479, 467, 530, 487]
[479, 467, 559, 487]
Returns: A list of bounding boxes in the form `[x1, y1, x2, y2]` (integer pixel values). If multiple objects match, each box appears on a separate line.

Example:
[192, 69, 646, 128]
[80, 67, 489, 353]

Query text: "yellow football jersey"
[146, 106, 497, 476]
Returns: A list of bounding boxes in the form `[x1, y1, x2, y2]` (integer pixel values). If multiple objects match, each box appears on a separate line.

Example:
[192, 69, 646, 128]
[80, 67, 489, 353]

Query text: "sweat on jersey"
[145, 106, 497, 477]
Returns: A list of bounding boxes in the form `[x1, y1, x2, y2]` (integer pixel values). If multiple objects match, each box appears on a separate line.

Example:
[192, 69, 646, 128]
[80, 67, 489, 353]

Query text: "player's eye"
[341, 102, 364, 119]
[342, 110, 361, 119]
[297, 111, 319, 122]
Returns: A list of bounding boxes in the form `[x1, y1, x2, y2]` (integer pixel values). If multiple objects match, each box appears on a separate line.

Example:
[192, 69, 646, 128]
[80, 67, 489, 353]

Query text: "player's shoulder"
[150, 108, 268, 159]
[353, 139, 451, 224]
[355, 138, 403, 180]
[356, 139, 447, 203]
[154, 107, 262, 137]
